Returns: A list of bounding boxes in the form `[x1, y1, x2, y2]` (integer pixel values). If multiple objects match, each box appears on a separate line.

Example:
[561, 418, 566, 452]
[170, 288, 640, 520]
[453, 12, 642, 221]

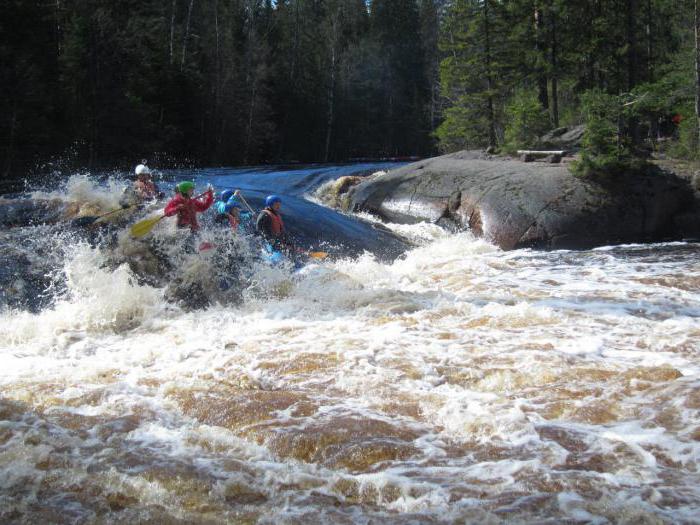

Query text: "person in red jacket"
[164, 181, 214, 231]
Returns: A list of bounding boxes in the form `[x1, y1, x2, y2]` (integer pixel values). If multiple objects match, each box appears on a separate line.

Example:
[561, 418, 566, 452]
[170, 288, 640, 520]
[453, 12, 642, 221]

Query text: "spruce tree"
[437, 0, 511, 150]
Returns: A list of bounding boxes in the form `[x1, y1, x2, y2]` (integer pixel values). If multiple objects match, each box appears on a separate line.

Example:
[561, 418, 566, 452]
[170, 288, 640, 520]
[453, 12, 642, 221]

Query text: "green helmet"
[176, 181, 195, 195]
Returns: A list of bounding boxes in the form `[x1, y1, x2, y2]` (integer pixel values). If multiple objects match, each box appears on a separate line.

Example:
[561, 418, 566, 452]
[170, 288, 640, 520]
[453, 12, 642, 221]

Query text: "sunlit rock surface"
[349, 151, 700, 250]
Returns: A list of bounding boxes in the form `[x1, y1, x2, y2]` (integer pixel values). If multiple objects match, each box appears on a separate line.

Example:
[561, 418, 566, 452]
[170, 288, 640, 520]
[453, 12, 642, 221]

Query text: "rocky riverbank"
[326, 150, 700, 250]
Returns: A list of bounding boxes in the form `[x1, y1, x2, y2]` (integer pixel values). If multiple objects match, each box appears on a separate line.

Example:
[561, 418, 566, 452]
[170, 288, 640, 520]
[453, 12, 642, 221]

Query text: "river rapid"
[1, 164, 699, 524]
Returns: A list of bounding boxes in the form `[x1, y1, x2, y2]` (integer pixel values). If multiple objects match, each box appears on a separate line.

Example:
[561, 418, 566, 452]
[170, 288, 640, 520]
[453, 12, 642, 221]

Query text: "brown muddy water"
[1, 187, 699, 523]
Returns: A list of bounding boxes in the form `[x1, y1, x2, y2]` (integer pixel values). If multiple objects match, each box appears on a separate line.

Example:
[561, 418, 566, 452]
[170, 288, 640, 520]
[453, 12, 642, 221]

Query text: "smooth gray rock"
[348, 151, 699, 250]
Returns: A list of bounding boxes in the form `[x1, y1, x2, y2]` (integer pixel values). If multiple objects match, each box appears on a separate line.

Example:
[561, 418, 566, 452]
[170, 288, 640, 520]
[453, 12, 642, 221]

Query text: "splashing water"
[1, 226, 699, 522]
[1, 169, 699, 523]
[30, 173, 130, 214]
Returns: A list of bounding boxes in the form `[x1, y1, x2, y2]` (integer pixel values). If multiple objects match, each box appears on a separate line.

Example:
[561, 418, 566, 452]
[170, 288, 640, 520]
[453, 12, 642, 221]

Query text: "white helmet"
[135, 160, 151, 175]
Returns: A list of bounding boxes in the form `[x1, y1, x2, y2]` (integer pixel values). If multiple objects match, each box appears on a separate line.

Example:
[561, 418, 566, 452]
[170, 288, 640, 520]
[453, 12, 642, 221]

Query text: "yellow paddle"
[130, 190, 209, 238]
[130, 214, 166, 238]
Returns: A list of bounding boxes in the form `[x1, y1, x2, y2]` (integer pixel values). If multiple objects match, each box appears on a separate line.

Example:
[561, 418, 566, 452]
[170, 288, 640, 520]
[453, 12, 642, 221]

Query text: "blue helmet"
[220, 189, 234, 202]
[265, 195, 282, 208]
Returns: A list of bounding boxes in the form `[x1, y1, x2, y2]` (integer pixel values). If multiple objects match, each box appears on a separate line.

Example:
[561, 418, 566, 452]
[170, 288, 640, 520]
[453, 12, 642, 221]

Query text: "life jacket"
[261, 208, 284, 236]
[135, 179, 158, 199]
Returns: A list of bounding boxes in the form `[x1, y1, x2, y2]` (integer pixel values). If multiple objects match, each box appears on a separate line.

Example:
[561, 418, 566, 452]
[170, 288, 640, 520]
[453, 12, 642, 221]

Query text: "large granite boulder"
[347, 151, 699, 250]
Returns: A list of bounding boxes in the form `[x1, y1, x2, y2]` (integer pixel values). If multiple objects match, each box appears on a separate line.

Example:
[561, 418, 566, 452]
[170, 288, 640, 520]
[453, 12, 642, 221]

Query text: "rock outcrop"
[536, 125, 586, 152]
[346, 150, 700, 250]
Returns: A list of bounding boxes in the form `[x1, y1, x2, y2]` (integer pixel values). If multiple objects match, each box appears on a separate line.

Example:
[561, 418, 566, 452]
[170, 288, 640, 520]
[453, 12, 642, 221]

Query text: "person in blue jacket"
[215, 190, 252, 231]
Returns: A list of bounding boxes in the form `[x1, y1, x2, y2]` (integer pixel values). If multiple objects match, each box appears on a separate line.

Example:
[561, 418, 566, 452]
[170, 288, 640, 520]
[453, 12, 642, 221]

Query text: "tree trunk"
[534, 1, 549, 109]
[627, 0, 637, 91]
[170, 0, 177, 65]
[244, 81, 257, 164]
[291, 0, 300, 82]
[89, 29, 99, 168]
[214, 0, 221, 106]
[214, 0, 222, 154]
[324, 44, 336, 163]
[696, 0, 700, 149]
[55, 0, 62, 56]
[181, 0, 195, 70]
[646, 0, 653, 82]
[324, 6, 341, 163]
[243, 0, 259, 164]
[550, 1, 559, 127]
[627, 0, 641, 146]
[484, 0, 497, 148]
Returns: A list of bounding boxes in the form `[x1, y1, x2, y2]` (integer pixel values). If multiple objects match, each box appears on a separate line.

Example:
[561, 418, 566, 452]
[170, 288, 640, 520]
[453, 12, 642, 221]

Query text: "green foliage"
[572, 150, 654, 179]
[438, 0, 515, 151]
[2, 0, 699, 173]
[503, 90, 550, 152]
[435, 96, 491, 151]
[555, 79, 585, 127]
[580, 90, 624, 157]
[668, 109, 699, 160]
[437, 0, 695, 157]
[571, 89, 650, 178]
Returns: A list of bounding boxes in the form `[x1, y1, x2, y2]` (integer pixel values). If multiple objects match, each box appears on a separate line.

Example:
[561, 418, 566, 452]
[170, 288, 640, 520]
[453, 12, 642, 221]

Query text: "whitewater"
[1, 165, 699, 524]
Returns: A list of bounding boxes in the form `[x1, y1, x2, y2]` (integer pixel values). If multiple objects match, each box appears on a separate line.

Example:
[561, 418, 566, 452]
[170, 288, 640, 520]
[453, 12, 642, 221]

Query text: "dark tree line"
[1, 0, 441, 177]
[2, 0, 698, 179]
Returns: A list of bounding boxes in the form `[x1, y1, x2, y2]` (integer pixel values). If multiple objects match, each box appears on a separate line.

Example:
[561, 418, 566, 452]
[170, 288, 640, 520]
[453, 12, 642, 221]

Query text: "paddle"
[130, 190, 210, 238]
[236, 189, 331, 260]
[71, 204, 137, 228]
[235, 189, 330, 260]
[234, 190, 257, 216]
[130, 214, 166, 238]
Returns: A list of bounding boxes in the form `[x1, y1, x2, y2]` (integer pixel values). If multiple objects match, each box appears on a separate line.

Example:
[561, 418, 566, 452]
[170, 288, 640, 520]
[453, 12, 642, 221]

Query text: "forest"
[0, 0, 697, 177]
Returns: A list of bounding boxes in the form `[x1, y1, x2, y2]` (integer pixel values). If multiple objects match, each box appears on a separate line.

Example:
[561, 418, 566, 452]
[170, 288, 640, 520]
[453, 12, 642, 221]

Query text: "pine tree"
[419, 0, 442, 146]
[437, 0, 512, 150]
[696, 0, 700, 148]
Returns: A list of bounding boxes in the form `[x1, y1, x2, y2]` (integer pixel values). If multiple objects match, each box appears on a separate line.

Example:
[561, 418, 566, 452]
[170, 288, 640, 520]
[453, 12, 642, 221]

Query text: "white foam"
[31, 173, 128, 211]
[1, 215, 699, 522]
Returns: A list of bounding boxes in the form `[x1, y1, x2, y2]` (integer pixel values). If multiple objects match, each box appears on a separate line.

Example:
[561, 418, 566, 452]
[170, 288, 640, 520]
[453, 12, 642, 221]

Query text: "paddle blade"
[198, 242, 215, 252]
[130, 215, 163, 238]
[308, 251, 328, 260]
[71, 216, 98, 228]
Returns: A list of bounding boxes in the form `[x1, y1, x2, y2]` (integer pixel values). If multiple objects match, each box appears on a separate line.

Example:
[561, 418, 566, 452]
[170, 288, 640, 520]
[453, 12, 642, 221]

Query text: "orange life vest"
[262, 208, 284, 236]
